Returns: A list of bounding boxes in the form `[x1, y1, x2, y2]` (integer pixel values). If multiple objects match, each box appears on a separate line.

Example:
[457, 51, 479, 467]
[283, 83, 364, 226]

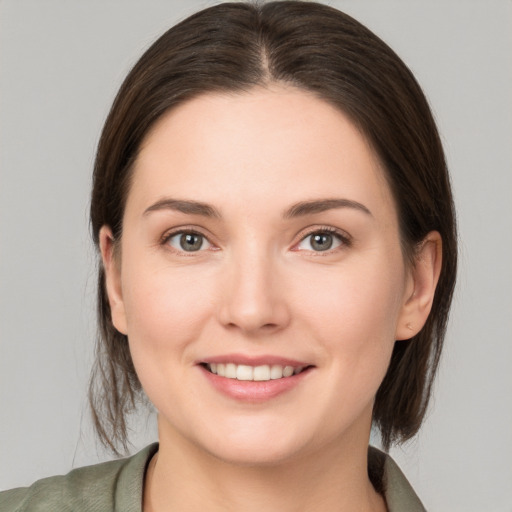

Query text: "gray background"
[1, 1, 511, 510]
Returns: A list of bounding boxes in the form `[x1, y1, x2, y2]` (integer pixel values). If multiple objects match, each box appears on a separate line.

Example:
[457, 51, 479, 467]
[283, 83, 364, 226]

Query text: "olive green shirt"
[0, 444, 426, 511]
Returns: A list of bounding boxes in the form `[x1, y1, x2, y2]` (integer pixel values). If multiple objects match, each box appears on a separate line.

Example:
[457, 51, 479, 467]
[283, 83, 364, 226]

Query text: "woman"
[0, 1, 456, 510]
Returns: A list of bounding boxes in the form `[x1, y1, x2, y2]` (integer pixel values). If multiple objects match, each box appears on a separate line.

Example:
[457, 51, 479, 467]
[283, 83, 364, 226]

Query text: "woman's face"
[102, 85, 417, 465]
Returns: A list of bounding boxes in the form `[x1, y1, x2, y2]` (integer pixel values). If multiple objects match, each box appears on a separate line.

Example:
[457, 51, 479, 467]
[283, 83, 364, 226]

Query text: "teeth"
[207, 363, 305, 381]
[282, 366, 294, 377]
[253, 365, 270, 381]
[225, 363, 237, 379]
[236, 364, 253, 381]
[270, 365, 284, 380]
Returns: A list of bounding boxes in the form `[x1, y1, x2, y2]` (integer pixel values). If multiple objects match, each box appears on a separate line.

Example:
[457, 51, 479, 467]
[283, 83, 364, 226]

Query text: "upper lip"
[198, 353, 312, 367]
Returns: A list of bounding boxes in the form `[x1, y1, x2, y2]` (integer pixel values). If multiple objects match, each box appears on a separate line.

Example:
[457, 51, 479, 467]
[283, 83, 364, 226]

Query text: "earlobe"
[99, 226, 128, 335]
[395, 231, 443, 340]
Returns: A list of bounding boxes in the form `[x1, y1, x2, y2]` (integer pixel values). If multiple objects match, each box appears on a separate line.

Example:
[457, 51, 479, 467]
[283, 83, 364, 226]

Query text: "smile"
[205, 363, 307, 381]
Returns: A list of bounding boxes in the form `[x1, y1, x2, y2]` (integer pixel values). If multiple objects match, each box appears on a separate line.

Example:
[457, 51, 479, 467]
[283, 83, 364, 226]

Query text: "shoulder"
[368, 446, 427, 512]
[0, 443, 158, 512]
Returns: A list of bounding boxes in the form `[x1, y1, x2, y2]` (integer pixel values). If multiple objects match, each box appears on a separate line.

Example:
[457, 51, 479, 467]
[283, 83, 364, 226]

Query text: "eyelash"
[160, 225, 351, 255]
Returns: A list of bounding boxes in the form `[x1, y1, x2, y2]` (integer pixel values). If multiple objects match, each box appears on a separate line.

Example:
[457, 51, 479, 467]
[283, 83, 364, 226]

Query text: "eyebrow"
[143, 197, 372, 219]
[283, 198, 372, 218]
[143, 198, 221, 218]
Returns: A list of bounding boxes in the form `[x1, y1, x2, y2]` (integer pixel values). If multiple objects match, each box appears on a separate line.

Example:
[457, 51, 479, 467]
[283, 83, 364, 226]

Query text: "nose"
[217, 247, 291, 335]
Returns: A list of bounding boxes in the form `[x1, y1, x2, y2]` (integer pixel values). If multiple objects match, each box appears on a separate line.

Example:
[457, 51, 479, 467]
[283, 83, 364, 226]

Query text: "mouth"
[201, 362, 311, 382]
[198, 356, 314, 401]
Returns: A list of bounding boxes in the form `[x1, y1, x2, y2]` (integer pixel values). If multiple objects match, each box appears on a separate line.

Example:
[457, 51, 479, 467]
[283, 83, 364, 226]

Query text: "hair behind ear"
[89, 236, 144, 455]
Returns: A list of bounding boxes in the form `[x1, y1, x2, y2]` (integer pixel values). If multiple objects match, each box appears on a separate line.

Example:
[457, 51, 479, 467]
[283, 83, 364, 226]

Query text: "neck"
[143, 421, 386, 512]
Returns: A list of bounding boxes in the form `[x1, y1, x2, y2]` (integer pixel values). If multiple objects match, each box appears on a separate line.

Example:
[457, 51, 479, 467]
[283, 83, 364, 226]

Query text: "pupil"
[311, 233, 332, 251]
[180, 233, 202, 251]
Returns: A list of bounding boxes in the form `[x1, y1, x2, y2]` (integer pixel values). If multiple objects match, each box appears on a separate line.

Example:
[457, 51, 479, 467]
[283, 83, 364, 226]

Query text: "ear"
[395, 231, 443, 340]
[99, 226, 128, 335]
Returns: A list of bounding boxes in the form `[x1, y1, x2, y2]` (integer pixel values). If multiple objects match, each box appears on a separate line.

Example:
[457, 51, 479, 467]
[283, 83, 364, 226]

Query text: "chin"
[177, 414, 314, 467]
[204, 436, 307, 468]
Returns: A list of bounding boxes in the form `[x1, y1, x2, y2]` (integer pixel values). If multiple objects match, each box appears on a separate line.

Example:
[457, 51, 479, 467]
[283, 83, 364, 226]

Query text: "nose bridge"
[218, 237, 288, 333]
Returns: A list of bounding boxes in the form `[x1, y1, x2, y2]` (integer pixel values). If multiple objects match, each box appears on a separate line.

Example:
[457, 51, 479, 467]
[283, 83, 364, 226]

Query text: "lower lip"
[200, 366, 312, 402]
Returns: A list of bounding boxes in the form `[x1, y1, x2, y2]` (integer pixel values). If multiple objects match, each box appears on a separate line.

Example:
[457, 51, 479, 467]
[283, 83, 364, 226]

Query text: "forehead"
[129, 85, 395, 218]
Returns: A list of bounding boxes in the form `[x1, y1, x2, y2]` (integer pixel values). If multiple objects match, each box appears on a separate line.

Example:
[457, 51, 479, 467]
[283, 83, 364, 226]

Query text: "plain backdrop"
[1, 1, 511, 510]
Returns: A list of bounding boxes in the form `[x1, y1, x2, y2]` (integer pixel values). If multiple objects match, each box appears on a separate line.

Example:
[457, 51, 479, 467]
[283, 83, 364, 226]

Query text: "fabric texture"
[0, 444, 426, 511]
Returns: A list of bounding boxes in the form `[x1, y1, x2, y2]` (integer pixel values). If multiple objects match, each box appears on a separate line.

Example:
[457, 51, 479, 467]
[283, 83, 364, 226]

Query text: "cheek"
[119, 262, 218, 410]
[298, 257, 404, 338]
[293, 252, 406, 396]
[120, 259, 216, 358]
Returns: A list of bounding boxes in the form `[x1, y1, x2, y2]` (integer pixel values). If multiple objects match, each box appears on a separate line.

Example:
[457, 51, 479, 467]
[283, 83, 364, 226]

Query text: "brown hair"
[89, 0, 457, 454]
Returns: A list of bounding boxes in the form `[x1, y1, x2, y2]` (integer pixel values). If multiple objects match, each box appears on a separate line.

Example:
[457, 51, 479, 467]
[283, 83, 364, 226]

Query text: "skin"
[100, 85, 441, 512]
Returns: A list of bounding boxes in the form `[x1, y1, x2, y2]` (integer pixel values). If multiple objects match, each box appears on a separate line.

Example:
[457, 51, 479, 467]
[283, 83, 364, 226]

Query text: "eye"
[296, 229, 347, 252]
[166, 231, 212, 252]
